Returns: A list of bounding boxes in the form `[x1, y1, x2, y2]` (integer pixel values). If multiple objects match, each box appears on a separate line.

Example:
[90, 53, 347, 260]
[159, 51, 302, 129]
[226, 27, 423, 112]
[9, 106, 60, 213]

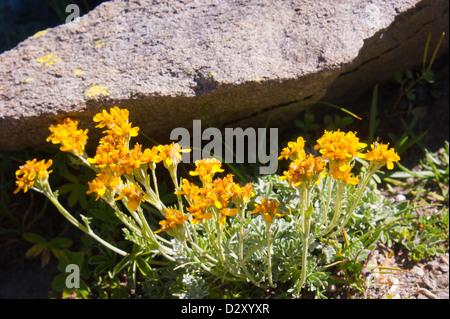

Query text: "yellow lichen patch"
[72, 69, 85, 77]
[33, 30, 49, 38]
[21, 77, 35, 84]
[95, 40, 106, 48]
[84, 84, 110, 100]
[37, 52, 61, 66]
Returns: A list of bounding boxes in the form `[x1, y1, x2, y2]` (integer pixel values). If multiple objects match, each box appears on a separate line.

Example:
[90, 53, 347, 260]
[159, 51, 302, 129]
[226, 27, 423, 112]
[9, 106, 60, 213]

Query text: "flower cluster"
[175, 159, 255, 227]
[364, 142, 401, 170]
[82, 107, 188, 208]
[314, 130, 367, 184]
[252, 198, 283, 223]
[280, 130, 400, 187]
[278, 136, 306, 161]
[154, 208, 189, 234]
[47, 118, 88, 156]
[14, 159, 53, 194]
[280, 154, 327, 188]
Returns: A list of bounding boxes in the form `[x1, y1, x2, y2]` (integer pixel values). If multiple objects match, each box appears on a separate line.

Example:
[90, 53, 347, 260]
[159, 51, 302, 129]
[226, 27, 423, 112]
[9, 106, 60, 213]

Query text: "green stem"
[267, 223, 275, 288]
[296, 186, 312, 293]
[43, 189, 127, 257]
[328, 165, 379, 237]
[318, 180, 344, 237]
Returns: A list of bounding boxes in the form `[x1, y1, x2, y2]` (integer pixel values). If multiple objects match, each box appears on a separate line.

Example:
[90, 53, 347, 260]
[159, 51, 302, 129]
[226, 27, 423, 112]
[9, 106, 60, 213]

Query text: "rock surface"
[0, 0, 448, 151]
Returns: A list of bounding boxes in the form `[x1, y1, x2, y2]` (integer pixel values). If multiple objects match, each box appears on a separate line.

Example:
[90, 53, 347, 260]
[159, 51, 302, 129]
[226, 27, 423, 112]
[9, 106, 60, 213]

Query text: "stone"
[0, 0, 448, 151]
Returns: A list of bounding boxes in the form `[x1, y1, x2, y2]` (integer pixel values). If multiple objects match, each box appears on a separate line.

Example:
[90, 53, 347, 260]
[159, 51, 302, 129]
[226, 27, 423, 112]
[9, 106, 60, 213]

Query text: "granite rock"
[0, 0, 448, 151]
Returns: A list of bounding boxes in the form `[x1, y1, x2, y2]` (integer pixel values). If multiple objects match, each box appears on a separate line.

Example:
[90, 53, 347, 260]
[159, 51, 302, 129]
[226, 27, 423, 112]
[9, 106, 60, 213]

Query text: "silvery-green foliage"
[179, 273, 209, 299]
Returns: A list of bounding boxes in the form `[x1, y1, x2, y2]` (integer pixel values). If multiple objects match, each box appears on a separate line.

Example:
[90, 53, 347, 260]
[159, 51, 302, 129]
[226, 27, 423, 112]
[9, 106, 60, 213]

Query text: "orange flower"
[280, 154, 326, 188]
[14, 159, 53, 194]
[364, 142, 400, 170]
[157, 143, 190, 169]
[314, 130, 366, 172]
[114, 183, 145, 211]
[327, 164, 359, 185]
[251, 198, 283, 223]
[278, 136, 306, 161]
[154, 208, 189, 233]
[93, 107, 139, 143]
[47, 118, 88, 156]
[189, 158, 224, 184]
[86, 171, 120, 200]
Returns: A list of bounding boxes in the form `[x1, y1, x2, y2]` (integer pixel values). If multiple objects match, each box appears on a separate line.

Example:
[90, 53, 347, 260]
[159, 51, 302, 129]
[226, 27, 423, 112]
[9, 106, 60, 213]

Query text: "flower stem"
[44, 189, 128, 256]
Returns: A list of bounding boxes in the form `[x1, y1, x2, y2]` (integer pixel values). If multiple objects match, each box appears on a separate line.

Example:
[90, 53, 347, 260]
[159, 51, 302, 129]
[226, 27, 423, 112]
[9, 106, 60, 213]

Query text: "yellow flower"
[117, 143, 144, 175]
[87, 142, 127, 170]
[157, 142, 190, 169]
[278, 136, 306, 161]
[231, 182, 255, 206]
[93, 107, 139, 143]
[154, 208, 189, 233]
[93, 107, 129, 129]
[114, 183, 144, 211]
[189, 158, 224, 184]
[328, 164, 359, 185]
[86, 177, 106, 200]
[364, 142, 400, 170]
[251, 198, 283, 223]
[280, 154, 327, 188]
[86, 170, 120, 200]
[186, 204, 213, 225]
[218, 208, 238, 227]
[314, 130, 366, 172]
[141, 146, 162, 166]
[14, 159, 53, 194]
[47, 118, 88, 156]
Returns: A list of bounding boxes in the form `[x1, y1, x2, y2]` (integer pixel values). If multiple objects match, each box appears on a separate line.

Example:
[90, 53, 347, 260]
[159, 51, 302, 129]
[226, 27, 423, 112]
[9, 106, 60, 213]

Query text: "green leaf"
[23, 232, 47, 244]
[49, 237, 72, 248]
[94, 263, 112, 276]
[406, 70, 413, 79]
[25, 244, 45, 259]
[58, 184, 74, 194]
[424, 69, 435, 83]
[110, 286, 129, 299]
[68, 187, 79, 208]
[114, 254, 132, 275]
[52, 273, 67, 292]
[89, 255, 110, 265]
[136, 256, 153, 278]
[294, 120, 305, 129]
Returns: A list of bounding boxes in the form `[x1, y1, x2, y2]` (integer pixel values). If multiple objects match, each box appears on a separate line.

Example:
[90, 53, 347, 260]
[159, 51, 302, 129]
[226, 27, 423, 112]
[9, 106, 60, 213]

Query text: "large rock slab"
[0, 0, 448, 151]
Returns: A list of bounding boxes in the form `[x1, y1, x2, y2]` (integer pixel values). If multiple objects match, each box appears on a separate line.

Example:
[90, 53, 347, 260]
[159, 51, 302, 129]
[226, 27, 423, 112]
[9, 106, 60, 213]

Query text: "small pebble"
[411, 266, 425, 276]
[395, 194, 407, 202]
[418, 288, 437, 299]
[422, 278, 437, 290]
[389, 278, 400, 294]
